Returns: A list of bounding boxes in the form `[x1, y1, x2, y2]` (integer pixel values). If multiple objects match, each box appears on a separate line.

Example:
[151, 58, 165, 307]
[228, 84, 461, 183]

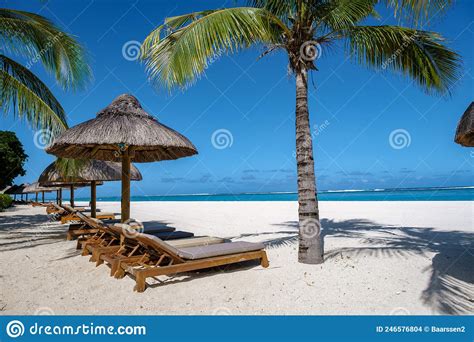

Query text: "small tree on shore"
[0, 130, 28, 189]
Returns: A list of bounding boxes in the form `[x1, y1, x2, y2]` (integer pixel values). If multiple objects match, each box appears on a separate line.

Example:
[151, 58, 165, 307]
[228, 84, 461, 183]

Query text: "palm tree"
[141, 0, 460, 264]
[0, 8, 91, 136]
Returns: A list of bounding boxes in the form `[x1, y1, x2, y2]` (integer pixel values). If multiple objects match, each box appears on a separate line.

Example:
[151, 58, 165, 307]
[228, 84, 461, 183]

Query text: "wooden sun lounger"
[46, 203, 89, 215]
[93, 226, 227, 277]
[59, 204, 114, 224]
[60, 212, 115, 224]
[83, 227, 196, 257]
[31, 201, 51, 207]
[109, 226, 268, 292]
[70, 210, 194, 250]
[46, 203, 65, 214]
[69, 217, 186, 241]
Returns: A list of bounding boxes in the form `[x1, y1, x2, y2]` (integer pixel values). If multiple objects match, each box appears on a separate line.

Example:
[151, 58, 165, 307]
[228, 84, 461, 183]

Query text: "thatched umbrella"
[23, 182, 58, 203]
[46, 94, 197, 222]
[454, 102, 474, 147]
[6, 184, 28, 201]
[39, 160, 142, 217]
[38, 182, 86, 206]
[4, 184, 22, 201]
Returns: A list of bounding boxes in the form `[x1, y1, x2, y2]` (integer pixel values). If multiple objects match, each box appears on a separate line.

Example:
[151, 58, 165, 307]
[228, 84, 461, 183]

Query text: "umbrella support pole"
[70, 185, 75, 207]
[91, 181, 97, 218]
[42, 191, 45, 203]
[35, 192, 38, 202]
[59, 188, 62, 206]
[121, 150, 131, 223]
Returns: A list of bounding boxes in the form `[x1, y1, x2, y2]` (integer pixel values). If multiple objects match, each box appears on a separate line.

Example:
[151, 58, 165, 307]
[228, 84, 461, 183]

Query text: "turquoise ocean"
[84, 186, 474, 202]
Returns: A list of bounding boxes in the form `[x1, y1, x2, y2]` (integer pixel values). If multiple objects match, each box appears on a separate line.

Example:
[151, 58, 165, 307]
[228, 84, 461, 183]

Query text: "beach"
[0, 201, 472, 315]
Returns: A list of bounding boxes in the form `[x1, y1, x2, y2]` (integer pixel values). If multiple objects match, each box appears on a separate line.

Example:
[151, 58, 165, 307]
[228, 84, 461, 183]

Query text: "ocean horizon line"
[66, 185, 474, 202]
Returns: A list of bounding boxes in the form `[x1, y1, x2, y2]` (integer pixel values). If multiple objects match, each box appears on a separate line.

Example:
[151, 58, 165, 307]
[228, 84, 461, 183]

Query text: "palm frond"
[313, 0, 379, 32]
[53, 158, 87, 180]
[164, 10, 218, 30]
[0, 8, 91, 89]
[142, 7, 288, 89]
[0, 54, 67, 135]
[141, 9, 219, 59]
[249, 0, 297, 21]
[344, 25, 460, 94]
[383, 0, 453, 25]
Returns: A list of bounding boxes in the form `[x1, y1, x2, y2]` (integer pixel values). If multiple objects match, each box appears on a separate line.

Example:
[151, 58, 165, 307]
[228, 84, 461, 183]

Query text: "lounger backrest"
[134, 232, 183, 262]
[52, 203, 64, 211]
[71, 210, 103, 229]
[62, 204, 75, 213]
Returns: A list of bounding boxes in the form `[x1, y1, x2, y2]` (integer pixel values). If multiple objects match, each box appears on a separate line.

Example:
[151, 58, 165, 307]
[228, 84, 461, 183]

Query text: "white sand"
[0, 201, 472, 315]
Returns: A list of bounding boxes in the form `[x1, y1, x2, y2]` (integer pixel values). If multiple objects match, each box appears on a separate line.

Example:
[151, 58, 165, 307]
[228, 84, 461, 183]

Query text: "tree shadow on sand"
[230, 218, 474, 315]
[0, 213, 67, 251]
[0, 211, 181, 255]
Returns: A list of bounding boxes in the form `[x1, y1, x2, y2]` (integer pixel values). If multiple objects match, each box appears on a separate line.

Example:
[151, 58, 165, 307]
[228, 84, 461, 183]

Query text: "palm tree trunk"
[295, 68, 324, 264]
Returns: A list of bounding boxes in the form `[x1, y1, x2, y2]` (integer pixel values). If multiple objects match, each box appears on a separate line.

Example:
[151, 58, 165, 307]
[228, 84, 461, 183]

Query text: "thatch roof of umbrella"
[4, 184, 23, 195]
[7, 184, 28, 195]
[454, 102, 474, 147]
[46, 94, 198, 162]
[38, 160, 142, 184]
[23, 182, 58, 193]
[46, 94, 197, 222]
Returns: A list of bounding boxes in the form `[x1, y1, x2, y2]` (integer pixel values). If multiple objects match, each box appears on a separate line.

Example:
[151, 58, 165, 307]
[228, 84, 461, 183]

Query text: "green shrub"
[0, 194, 13, 211]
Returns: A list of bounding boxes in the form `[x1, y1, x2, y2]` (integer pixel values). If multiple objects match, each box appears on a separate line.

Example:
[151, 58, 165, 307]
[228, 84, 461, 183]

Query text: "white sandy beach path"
[0, 201, 472, 315]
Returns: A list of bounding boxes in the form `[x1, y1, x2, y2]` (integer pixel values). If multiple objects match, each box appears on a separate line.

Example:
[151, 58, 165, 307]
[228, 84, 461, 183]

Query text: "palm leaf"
[53, 158, 86, 180]
[0, 8, 91, 89]
[383, 0, 453, 25]
[313, 0, 379, 32]
[142, 7, 289, 89]
[249, 0, 297, 21]
[0, 54, 67, 135]
[141, 9, 219, 59]
[345, 25, 460, 94]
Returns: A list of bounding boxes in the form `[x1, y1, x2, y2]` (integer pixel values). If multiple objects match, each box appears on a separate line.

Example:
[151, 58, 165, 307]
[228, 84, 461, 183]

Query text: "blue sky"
[1, 0, 473, 198]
